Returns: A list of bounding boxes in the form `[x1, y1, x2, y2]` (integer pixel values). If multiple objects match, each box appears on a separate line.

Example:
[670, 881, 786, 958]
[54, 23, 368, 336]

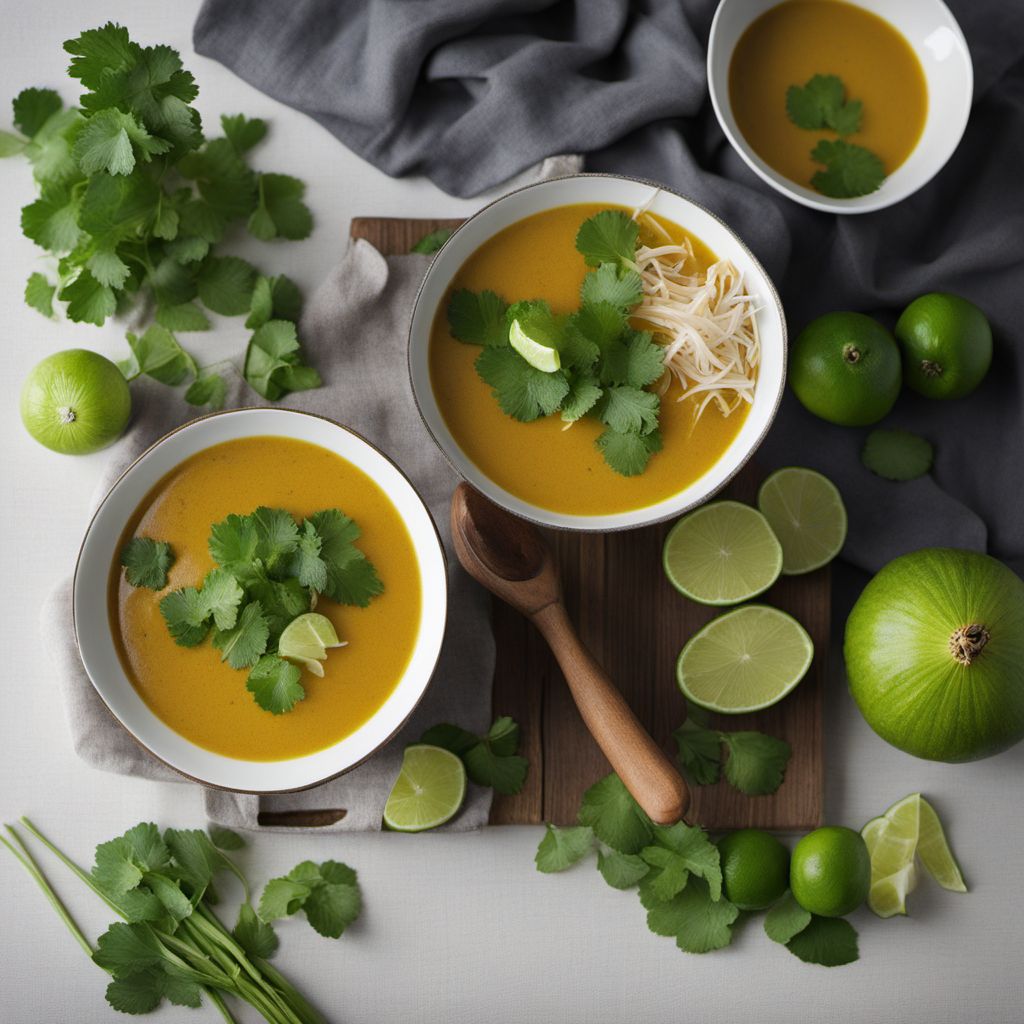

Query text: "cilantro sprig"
[785, 73, 885, 198]
[0, 23, 319, 408]
[445, 210, 668, 477]
[1, 817, 361, 1021]
[421, 715, 529, 795]
[121, 505, 382, 714]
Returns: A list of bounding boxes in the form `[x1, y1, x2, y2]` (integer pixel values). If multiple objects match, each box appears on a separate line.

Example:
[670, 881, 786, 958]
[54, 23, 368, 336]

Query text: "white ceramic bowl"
[708, 0, 973, 214]
[408, 173, 786, 532]
[74, 408, 447, 792]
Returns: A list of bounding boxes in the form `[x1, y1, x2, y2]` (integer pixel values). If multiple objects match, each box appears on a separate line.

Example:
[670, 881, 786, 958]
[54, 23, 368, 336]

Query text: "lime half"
[757, 467, 847, 574]
[510, 318, 561, 372]
[676, 605, 814, 713]
[383, 745, 467, 832]
[279, 613, 344, 676]
[663, 501, 783, 606]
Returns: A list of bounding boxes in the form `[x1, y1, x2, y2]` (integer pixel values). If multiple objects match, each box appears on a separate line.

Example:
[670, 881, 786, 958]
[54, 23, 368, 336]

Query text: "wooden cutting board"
[351, 216, 825, 832]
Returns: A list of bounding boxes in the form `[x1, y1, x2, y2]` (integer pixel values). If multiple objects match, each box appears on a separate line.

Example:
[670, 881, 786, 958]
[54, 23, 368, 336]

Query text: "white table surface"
[2, 4, 1021, 1023]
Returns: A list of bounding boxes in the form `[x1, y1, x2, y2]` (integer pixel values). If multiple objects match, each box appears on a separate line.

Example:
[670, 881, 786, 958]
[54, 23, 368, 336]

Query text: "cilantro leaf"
[597, 849, 650, 890]
[247, 574, 310, 644]
[258, 860, 362, 938]
[73, 108, 169, 176]
[601, 330, 665, 389]
[92, 922, 165, 977]
[250, 506, 299, 570]
[247, 654, 305, 714]
[158, 302, 210, 332]
[764, 891, 812, 944]
[24, 272, 56, 317]
[64, 23, 138, 91]
[647, 876, 739, 954]
[104, 970, 164, 1014]
[304, 879, 362, 938]
[12, 87, 63, 138]
[61, 269, 117, 325]
[258, 877, 312, 920]
[93, 824, 170, 897]
[159, 587, 209, 647]
[209, 513, 259, 568]
[290, 520, 328, 591]
[581, 263, 643, 310]
[308, 508, 383, 607]
[568, 301, 626, 359]
[23, 107, 82, 185]
[419, 723, 478, 757]
[120, 537, 174, 590]
[221, 113, 267, 154]
[535, 824, 594, 873]
[448, 289, 509, 347]
[163, 828, 237, 895]
[810, 139, 885, 198]
[248, 173, 312, 241]
[577, 773, 653, 855]
[185, 373, 227, 410]
[198, 255, 257, 315]
[785, 915, 859, 966]
[411, 228, 453, 254]
[862, 428, 933, 481]
[475, 346, 570, 422]
[245, 274, 303, 329]
[199, 568, 244, 630]
[673, 719, 722, 786]
[646, 823, 722, 901]
[596, 427, 663, 477]
[786, 74, 863, 136]
[422, 716, 528, 795]
[87, 247, 131, 288]
[208, 826, 245, 851]
[21, 183, 82, 252]
[638, 846, 691, 903]
[213, 600, 269, 669]
[597, 385, 660, 435]
[244, 319, 320, 400]
[722, 732, 792, 795]
[125, 325, 194, 385]
[560, 373, 602, 423]
[0, 131, 25, 157]
[507, 299, 565, 350]
[234, 903, 279, 959]
[575, 209, 638, 268]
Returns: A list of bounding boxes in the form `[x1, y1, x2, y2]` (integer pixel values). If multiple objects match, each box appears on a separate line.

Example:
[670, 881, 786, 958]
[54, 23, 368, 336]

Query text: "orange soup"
[109, 436, 422, 761]
[428, 203, 750, 516]
[729, 0, 928, 188]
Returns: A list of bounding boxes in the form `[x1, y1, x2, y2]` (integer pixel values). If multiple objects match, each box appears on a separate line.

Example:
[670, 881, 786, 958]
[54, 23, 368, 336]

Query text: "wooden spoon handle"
[532, 601, 688, 826]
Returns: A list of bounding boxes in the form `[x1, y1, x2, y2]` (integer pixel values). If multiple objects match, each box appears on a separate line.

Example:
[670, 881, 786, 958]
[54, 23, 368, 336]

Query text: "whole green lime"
[790, 826, 870, 917]
[20, 349, 131, 455]
[895, 292, 992, 399]
[717, 829, 790, 910]
[845, 547, 1024, 762]
[790, 312, 901, 426]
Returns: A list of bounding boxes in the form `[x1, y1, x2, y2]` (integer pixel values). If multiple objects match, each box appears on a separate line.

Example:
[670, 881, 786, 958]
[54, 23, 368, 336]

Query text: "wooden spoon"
[450, 483, 688, 826]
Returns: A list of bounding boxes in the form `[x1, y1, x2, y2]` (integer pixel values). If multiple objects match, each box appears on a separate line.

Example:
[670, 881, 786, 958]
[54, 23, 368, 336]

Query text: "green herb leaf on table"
[447, 288, 509, 347]
[244, 319, 321, 400]
[577, 773, 653, 855]
[221, 113, 267, 154]
[640, 822, 723, 902]
[722, 732, 792, 796]
[185, 373, 227, 410]
[411, 227, 454, 254]
[597, 849, 650, 890]
[245, 273, 303, 329]
[862, 428, 934, 481]
[535, 824, 595, 873]
[247, 654, 305, 714]
[421, 715, 528, 795]
[124, 325, 195, 386]
[575, 209, 639, 268]
[785, 914, 859, 966]
[208, 826, 245, 851]
[249, 173, 312, 241]
[157, 302, 211, 332]
[786, 74, 863, 136]
[764, 890, 812, 944]
[258, 860, 362, 938]
[120, 537, 174, 590]
[646, 876, 739, 954]
[233, 902, 279, 959]
[13, 87, 63, 138]
[24, 272, 56, 317]
[673, 719, 723, 786]
[810, 139, 885, 199]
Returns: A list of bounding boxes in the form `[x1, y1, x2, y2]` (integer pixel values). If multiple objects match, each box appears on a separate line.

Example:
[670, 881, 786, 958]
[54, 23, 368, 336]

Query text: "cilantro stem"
[255, 956, 326, 1024]
[208, 989, 240, 1024]
[0, 827, 93, 958]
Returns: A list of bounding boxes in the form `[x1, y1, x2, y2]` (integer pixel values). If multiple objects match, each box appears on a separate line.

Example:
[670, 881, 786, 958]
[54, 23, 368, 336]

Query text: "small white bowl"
[408, 173, 786, 533]
[74, 408, 447, 793]
[708, 0, 973, 214]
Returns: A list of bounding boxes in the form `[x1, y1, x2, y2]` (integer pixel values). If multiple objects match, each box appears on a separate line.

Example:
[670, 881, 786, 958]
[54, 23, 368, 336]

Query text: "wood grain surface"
[352, 216, 826, 832]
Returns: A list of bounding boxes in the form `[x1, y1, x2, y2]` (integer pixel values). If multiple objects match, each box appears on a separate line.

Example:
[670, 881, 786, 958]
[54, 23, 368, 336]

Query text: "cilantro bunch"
[447, 210, 669, 477]
[122, 505, 383, 714]
[0, 23, 319, 408]
[1, 818, 359, 1022]
[535, 771, 859, 966]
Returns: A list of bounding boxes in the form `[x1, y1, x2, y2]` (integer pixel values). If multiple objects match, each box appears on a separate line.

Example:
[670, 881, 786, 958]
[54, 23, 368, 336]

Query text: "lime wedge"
[510, 318, 561, 372]
[917, 797, 967, 892]
[676, 605, 814, 713]
[663, 501, 783, 606]
[757, 467, 847, 575]
[279, 613, 344, 674]
[383, 745, 467, 832]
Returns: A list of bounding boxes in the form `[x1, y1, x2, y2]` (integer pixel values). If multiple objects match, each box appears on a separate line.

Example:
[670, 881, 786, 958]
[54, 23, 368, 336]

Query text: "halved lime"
[757, 467, 847, 574]
[383, 744, 467, 832]
[279, 613, 344, 675]
[676, 605, 814, 713]
[510, 318, 561, 372]
[663, 501, 783, 606]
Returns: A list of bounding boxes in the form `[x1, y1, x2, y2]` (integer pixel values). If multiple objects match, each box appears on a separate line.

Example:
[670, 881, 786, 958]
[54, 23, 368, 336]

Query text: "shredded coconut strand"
[628, 203, 760, 421]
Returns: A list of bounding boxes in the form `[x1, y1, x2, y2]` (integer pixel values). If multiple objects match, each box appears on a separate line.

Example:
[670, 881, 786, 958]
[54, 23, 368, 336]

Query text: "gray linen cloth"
[42, 242, 495, 832]
[194, 0, 1024, 579]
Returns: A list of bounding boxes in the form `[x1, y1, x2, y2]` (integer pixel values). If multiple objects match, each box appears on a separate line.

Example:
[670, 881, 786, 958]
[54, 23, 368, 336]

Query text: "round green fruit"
[717, 829, 790, 910]
[790, 826, 870, 918]
[20, 349, 131, 455]
[790, 312, 901, 426]
[895, 292, 992, 399]
[845, 547, 1024, 762]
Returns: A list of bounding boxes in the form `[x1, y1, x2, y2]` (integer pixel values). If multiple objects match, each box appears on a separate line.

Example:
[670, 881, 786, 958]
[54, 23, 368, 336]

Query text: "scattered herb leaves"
[119, 537, 174, 590]
[421, 715, 528, 795]
[258, 860, 362, 939]
[535, 825, 595, 873]
[411, 227, 454, 254]
[786, 74, 862, 136]
[810, 139, 885, 199]
[764, 890, 812, 944]
[785, 914, 860, 967]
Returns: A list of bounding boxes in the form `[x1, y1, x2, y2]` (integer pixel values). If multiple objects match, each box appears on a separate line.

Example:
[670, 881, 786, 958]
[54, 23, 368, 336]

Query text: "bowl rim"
[706, 0, 974, 215]
[72, 406, 449, 795]
[406, 170, 787, 533]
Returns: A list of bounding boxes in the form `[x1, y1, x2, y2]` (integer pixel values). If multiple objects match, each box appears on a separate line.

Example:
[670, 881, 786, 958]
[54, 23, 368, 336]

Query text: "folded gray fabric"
[194, 0, 1024, 578]
[42, 242, 495, 833]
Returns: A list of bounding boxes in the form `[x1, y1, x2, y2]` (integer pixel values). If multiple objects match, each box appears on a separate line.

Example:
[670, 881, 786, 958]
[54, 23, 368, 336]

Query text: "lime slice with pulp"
[279, 613, 343, 673]
[757, 467, 847, 574]
[676, 605, 813, 713]
[663, 501, 783, 605]
[383, 744, 467, 832]
[510, 318, 561, 372]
